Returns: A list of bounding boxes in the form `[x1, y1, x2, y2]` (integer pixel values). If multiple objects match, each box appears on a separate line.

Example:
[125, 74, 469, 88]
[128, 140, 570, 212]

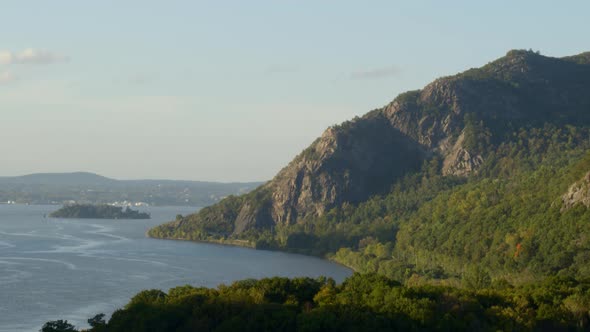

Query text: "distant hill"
[150, 49, 590, 283]
[0, 172, 262, 206]
[0, 172, 116, 186]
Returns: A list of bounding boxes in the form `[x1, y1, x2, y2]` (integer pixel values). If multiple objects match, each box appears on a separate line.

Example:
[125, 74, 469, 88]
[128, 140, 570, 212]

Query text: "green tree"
[40, 320, 77, 332]
[126, 289, 167, 308]
[87, 313, 106, 329]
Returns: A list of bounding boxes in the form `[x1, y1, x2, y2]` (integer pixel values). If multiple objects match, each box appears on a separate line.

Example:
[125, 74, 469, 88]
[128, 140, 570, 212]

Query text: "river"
[0, 204, 351, 331]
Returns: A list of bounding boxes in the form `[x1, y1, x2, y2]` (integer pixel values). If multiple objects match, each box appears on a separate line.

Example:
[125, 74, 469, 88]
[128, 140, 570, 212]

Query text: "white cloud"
[0, 48, 69, 65]
[0, 51, 14, 65]
[350, 65, 401, 80]
[0, 70, 17, 84]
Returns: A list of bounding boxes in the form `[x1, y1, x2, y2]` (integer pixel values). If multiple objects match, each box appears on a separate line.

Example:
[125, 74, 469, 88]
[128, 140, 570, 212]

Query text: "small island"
[49, 204, 150, 219]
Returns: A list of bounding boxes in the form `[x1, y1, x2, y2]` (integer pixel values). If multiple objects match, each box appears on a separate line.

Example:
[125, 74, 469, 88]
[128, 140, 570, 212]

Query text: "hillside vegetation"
[47, 274, 590, 331]
[149, 50, 590, 285]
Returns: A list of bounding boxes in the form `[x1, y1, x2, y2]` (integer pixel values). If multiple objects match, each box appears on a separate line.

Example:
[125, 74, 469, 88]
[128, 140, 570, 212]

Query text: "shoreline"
[145, 231, 356, 273]
[145, 231, 255, 249]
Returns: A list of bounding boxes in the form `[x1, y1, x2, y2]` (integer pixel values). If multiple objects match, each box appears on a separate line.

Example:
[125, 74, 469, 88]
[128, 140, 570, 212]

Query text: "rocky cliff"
[562, 171, 590, 210]
[153, 50, 590, 238]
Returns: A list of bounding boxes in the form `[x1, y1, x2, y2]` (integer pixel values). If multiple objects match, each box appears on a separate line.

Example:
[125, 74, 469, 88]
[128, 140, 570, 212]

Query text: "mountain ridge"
[154, 49, 590, 228]
[150, 49, 590, 282]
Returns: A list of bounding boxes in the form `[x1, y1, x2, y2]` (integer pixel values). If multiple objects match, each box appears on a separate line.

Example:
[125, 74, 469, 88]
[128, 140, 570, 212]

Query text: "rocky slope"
[562, 171, 590, 210]
[152, 50, 590, 239]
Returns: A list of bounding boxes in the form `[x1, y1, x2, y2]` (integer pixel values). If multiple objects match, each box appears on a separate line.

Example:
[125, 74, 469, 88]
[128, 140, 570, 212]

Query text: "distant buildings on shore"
[107, 201, 150, 207]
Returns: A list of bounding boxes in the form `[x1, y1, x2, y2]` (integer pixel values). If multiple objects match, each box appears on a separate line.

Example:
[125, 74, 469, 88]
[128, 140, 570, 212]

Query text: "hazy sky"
[1, 1, 588, 182]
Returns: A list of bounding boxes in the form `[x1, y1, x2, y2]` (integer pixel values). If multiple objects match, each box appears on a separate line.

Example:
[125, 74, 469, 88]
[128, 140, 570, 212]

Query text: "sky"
[1, 1, 589, 182]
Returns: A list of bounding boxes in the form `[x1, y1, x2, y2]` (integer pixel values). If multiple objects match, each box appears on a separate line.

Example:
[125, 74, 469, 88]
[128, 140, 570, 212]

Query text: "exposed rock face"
[441, 133, 484, 176]
[233, 201, 274, 234]
[263, 114, 424, 226]
[562, 172, 590, 210]
[162, 50, 590, 236]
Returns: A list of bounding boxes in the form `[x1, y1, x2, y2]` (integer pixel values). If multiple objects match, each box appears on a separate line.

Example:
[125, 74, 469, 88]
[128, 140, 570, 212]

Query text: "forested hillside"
[149, 50, 590, 285]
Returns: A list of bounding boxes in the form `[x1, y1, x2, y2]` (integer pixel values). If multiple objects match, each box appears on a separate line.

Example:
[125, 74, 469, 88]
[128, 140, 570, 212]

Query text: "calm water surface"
[0, 205, 351, 331]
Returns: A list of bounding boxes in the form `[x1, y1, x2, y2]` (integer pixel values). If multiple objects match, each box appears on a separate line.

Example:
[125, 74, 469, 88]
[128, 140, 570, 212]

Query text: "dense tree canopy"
[47, 274, 590, 331]
[50, 204, 150, 219]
